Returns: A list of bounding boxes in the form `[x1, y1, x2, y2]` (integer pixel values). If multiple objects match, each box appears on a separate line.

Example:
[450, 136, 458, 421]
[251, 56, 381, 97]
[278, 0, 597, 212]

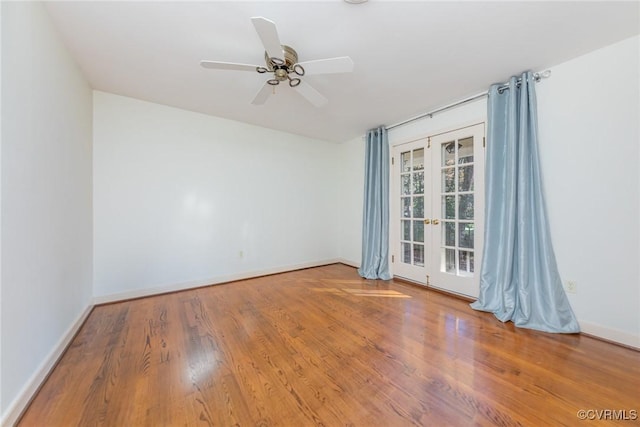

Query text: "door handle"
[424, 219, 431, 225]
[432, 219, 440, 225]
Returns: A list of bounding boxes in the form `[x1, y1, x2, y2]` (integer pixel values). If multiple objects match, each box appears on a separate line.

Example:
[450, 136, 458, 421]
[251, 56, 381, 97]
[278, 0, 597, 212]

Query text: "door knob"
[432, 219, 440, 225]
[424, 219, 431, 225]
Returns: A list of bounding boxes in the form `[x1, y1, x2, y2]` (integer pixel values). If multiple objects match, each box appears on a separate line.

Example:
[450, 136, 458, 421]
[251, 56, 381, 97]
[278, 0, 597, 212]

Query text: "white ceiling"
[45, 1, 639, 143]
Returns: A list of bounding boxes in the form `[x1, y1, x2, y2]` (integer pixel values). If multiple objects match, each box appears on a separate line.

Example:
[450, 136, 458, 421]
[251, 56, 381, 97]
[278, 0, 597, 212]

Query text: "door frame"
[389, 120, 486, 298]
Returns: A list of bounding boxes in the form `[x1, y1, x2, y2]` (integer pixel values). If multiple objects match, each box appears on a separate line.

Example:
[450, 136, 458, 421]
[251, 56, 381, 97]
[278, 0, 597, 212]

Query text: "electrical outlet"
[565, 280, 577, 294]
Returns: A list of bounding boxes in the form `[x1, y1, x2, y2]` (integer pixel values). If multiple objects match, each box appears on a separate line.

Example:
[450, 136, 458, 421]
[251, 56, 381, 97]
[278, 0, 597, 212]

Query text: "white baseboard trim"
[336, 258, 360, 269]
[1, 304, 93, 427]
[92, 259, 343, 305]
[579, 320, 640, 350]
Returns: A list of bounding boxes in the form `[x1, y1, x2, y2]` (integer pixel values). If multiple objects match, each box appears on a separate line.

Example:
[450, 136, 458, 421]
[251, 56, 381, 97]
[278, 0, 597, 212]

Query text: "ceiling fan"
[200, 17, 354, 107]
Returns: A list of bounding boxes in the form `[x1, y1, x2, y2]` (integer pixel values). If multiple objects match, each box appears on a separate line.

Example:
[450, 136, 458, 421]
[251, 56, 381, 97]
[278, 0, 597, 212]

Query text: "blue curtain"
[471, 72, 579, 333]
[358, 126, 392, 280]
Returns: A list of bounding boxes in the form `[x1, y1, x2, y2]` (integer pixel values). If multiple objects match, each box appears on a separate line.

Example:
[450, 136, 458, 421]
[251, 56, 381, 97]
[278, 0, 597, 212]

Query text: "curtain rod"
[386, 70, 551, 131]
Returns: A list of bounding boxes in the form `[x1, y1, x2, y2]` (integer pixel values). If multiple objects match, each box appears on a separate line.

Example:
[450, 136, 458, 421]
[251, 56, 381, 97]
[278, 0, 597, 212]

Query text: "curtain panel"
[358, 126, 392, 280]
[471, 72, 579, 333]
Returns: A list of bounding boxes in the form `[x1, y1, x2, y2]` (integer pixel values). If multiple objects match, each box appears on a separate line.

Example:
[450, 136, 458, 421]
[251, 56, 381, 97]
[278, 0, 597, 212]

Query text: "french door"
[391, 123, 485, 298]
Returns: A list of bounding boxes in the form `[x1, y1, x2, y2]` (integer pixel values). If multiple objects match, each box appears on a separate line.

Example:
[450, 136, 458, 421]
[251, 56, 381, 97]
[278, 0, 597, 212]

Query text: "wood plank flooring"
[18, 264, 640, 426]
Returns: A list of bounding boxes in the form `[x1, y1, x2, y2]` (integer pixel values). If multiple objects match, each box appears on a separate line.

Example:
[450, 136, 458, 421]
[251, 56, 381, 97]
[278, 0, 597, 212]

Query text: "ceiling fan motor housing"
[265, 45, 298, 72]
[264, 45, 304, 86]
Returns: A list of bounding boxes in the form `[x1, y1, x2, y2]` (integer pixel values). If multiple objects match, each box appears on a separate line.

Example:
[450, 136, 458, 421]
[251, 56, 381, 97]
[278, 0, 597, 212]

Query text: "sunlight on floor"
[309, 287, 412, 298]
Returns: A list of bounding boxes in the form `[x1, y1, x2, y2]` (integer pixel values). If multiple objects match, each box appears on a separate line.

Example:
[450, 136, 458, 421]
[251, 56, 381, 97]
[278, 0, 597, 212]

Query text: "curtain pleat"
[358, 127, 392, 280]
[471, 72, 579, 333]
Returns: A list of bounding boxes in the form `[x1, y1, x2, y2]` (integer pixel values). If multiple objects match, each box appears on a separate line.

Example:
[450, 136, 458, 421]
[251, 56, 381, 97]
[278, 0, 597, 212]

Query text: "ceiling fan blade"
[251, 81, 273, 105]
[294, 81, 328, 107]
[251, 17, 283, 60]
[200, 61, 259, 72]
[297, 57, 354, 76]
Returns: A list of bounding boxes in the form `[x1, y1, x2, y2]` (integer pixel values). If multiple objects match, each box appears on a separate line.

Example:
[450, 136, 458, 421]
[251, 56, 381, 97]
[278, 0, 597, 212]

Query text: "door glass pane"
[413, 244, 424, 267]
[413, 148, 424, 170]
[444, 248, 456, 273]
[413, 196, 424, 218]
[402, 242, 411, 263]
[459, 250, 474, 273]
[401, 175, 410, 195]
[458, 194, 474, 220]
[443, 196, 455, 219]
[402, 220, 411, 241]
[444, 221, 455, 247]
[442, 141, 455, 166]
[442, 168, 455, 193]
[459, 251, 469, 272]
[402, 197, 411, 218]
[413, 172, 424, 194]
[459, 223, 474, 249]
[401, 152, 411, 172]
[458, 165, 474, 192]
[413, 220, 424, 243]
[458, 137, 474, 164]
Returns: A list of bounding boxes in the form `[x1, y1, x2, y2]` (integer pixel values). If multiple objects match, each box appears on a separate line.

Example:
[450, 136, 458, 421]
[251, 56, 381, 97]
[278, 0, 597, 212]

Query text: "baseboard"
[1, 304, 93, 427]
[579, 320, 640, 350]
[336, 258, 360, 269]
[92, 259, 343, 305]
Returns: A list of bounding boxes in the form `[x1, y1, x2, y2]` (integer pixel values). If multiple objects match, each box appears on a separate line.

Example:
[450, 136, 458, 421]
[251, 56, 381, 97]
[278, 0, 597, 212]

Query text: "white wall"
[340, 36, 640, 347]
[1, 1, 93, 422]
[338, 136, 365, 266]
[537, 35, 639, 347]
[93, 92, 341, 299]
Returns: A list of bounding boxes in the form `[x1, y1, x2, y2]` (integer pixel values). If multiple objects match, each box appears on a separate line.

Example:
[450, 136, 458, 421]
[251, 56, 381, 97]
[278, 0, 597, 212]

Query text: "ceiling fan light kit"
[200, 17, 354, 107]
[262, 45, 305, 87]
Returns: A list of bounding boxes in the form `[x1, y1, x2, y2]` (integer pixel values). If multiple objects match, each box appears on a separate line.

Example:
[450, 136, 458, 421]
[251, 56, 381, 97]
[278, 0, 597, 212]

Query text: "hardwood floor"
[18, 264, 640, 426]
